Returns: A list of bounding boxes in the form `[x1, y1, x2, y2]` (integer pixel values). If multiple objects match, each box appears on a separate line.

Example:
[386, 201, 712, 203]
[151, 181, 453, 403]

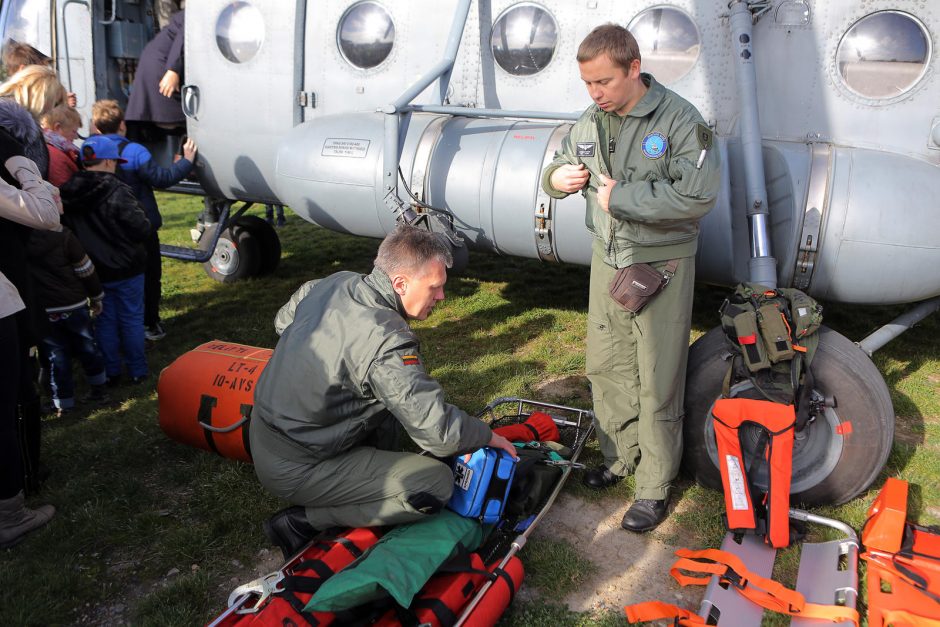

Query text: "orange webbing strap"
[670, 548, 859, 625]
[625, 601, 708, 626]
[878, 609, 940, 627]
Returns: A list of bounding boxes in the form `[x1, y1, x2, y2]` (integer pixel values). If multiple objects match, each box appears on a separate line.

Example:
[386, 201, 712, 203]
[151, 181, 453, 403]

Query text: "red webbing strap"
[625, 601, 707, 626]
[712, 398, 796, 548]
[670, 548, 859, 625]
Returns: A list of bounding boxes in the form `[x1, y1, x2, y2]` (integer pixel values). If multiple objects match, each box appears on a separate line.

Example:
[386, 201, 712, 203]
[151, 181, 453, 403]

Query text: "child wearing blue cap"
[58, 135, 152, 386]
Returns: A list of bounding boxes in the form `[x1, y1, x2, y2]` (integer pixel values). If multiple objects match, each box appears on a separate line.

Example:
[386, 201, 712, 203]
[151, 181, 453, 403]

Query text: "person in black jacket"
[92, 99, 196, 341]
[27, 224, 108, 416]
[60, 135, 151, 386]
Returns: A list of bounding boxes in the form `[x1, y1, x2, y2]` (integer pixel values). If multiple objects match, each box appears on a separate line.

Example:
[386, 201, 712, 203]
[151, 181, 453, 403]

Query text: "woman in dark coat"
[125, 10, 185, 127]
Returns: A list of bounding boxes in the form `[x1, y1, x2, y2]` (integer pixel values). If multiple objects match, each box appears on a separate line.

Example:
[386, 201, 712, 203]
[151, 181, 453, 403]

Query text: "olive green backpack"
[718, 283, 824, 425]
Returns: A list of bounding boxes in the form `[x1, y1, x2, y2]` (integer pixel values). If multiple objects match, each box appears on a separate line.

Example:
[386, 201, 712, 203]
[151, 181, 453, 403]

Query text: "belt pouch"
[757, 303, 794, 363]
[732, 311, 772, 372]
[608, 263, 666, 314]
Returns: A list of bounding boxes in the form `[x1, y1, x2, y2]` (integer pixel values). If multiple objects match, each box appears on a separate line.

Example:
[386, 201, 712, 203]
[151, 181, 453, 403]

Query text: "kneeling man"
[251, 226, 516, 558]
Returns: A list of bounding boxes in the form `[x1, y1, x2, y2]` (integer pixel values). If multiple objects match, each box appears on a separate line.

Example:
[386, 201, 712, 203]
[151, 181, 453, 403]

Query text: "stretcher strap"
[879, 609, 940, 627]
[624, 600, 707, 625]
[866, 551, 940, 606]
[670, 548, 859, 625]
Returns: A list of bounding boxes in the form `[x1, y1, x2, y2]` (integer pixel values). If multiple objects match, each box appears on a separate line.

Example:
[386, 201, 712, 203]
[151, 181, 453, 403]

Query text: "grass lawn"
[1, 192, 938, 625]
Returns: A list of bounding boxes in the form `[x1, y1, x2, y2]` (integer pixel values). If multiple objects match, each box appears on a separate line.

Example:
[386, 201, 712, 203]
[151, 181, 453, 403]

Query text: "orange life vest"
[711, 397, 795, 548]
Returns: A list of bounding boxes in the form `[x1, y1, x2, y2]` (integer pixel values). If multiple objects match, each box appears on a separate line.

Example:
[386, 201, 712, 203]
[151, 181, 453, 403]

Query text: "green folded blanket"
[305, 509, 484, 611]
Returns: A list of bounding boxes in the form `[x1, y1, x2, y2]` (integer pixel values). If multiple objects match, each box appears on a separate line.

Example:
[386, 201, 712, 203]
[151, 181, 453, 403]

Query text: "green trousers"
[586, 251, 695, 501]
[250, 418, 454, 529]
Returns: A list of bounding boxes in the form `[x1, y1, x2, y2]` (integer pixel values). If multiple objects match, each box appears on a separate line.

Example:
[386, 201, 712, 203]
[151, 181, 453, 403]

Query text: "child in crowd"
[59, 135, 151, 386]
[91, 99, 196, 342]
[26, 222, 108, 416]
[40, 104, 81, 187]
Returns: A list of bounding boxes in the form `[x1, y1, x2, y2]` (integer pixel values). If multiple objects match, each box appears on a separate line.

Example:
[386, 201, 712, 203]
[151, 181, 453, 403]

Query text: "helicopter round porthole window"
[836, 11, 930, 100]
[215, 2, 265, 64]
[627, 7, 701, 84]
[491, 4, 558, 76]
[337, 1, 395, 70]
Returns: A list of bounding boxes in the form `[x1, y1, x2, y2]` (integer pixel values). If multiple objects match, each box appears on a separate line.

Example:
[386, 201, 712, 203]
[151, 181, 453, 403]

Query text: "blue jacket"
[104, 133, 192, 230]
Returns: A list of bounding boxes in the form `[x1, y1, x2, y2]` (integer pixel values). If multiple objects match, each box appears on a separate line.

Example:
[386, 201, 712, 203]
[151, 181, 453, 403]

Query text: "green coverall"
[542, 74, 720, 500]
[250, 268, 492, 529]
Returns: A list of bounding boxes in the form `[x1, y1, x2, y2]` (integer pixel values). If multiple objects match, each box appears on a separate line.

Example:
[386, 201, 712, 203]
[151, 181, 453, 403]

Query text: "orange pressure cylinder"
[158, 341, 272, 463]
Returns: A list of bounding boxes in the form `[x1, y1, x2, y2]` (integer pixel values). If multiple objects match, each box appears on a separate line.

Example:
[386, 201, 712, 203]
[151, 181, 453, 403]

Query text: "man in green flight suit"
[251, 226, 517, 559]
[542, 24, 720, 532]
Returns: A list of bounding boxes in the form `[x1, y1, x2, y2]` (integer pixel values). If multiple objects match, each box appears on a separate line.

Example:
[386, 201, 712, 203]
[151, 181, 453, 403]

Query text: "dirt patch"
[531, 375, 593, 405]
[531, 493, 702, 614]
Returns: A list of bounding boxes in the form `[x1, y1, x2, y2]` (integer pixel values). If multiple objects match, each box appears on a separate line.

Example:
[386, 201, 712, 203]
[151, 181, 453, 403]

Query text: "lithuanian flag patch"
[402, 354, 421, 366]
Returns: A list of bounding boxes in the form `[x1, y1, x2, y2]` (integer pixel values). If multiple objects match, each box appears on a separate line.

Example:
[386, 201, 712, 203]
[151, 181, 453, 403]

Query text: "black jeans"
[0, 314, 23, 499]
[144, 229, 162, 328]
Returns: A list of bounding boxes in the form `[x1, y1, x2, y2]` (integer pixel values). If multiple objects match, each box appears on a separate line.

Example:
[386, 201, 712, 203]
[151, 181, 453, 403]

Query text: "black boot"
[582, 465, 624, 490]
[263, 506, 317, 561]
[621, 499, 668, 532]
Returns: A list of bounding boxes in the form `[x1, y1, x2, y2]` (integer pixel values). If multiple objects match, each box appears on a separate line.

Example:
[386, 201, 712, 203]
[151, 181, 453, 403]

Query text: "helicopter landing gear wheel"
[232, 215, 281, 276]
[682, 326, 894, 506]
[202, 223, 261, 283]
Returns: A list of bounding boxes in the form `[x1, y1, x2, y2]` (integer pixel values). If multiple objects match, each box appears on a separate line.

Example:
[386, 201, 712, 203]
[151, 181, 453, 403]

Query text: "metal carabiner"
[228, 570, 286, 614]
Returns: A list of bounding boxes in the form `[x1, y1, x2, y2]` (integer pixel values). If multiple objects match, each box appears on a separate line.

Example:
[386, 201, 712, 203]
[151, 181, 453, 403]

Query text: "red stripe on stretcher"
[737, 334, 758, 345]
[835, 422, 853, 435]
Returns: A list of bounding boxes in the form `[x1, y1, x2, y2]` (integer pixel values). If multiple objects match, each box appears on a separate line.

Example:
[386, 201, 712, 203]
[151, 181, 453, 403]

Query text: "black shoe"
[621, 499, 668, 532]
[128, 374, 149, 385]
[106, 375, 121, 388]
[582, 465, 624, 490]
[263, 506, 317, 561]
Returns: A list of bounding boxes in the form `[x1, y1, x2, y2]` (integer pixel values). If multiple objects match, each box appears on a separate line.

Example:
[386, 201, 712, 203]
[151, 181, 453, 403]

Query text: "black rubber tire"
[683, 325, 894, 506]
[234, 215, 281, 276]
[201, 223, 261, 283]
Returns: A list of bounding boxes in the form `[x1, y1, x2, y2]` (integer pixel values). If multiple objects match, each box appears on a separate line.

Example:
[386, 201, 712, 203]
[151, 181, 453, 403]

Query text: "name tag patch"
[576, 142, 596, 158]
[641, 132, 668, 159]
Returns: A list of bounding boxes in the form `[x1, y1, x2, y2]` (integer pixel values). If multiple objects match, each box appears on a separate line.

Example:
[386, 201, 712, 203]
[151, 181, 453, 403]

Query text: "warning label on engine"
[724, 455, 750, 510]
[322, 138, 370, 158]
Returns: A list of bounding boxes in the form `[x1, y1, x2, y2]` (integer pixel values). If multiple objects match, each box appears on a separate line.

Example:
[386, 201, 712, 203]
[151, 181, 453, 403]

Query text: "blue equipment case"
[448, 447, 518, 523]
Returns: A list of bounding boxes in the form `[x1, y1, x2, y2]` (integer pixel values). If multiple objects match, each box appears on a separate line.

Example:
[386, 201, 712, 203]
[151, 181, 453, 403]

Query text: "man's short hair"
[0, 64, 67, 119]
[577, 23, 641, 72]
[41, 103, 81, 131]
[91, 99, 124, 134]
[374, 226, 453, 277]
[2, 40, 51, 76]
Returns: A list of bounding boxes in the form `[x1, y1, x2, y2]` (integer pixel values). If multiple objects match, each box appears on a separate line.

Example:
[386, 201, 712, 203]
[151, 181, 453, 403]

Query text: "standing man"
[542, 24, 719, 532]
[251, 226, 517, 559]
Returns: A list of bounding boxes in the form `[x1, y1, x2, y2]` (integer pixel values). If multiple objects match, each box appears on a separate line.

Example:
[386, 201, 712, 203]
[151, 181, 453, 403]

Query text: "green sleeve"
[364, 338, 492, 457]
[540, 131, 579, 199]
[607, 122, 720, 224]
[274, 280, 319, 336]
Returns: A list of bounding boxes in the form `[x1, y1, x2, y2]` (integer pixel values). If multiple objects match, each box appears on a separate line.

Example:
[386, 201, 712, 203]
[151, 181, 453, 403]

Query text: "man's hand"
[90, 300, 103, 317]
[549, 163, 590, 193]
[181, 138, 197, 162]
[67, 92, 77, 108]
[488, 432, 518, 459]
[159, 70, 180, 97]
[597, 174, 616, 213]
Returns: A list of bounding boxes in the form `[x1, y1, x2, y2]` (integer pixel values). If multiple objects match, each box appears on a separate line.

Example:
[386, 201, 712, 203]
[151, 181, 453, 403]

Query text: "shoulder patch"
[641, 132, 668, 159]
[576, 142, 596, 158]
[401, 354, 421, 366]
